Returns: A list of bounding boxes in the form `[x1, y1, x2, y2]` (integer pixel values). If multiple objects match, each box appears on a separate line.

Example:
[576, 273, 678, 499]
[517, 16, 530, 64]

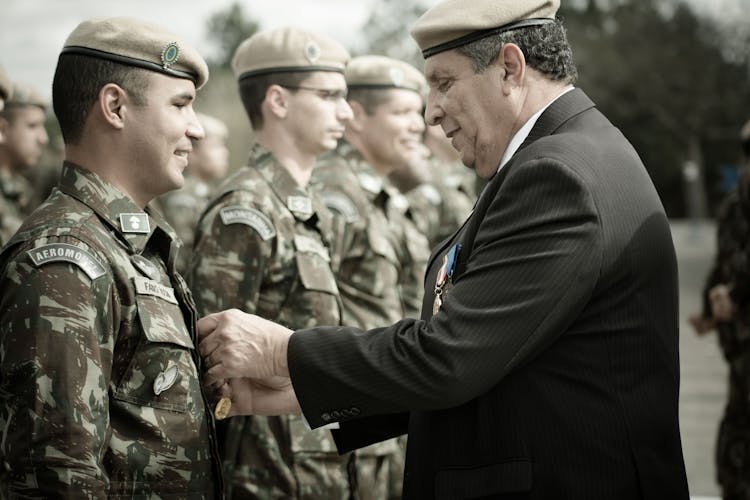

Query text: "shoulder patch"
[27, 243, 106, 280]
[219, 206, 276, 241]
[319, 191, 360, 223]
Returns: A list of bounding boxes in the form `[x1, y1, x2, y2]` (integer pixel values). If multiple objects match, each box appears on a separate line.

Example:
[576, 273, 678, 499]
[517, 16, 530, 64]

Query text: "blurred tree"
[357, 0, 426, 67]
[205, 2, 260, 69]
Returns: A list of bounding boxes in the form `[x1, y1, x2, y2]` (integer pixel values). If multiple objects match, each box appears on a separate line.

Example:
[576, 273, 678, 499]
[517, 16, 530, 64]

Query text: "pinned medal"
[433, 243, 461, 315]
[214, 396, 232, 420]
[153, 363, 179, 396]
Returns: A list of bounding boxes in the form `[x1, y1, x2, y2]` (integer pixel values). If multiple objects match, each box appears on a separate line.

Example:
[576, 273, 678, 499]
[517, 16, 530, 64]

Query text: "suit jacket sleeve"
[289, 156, 603, 429]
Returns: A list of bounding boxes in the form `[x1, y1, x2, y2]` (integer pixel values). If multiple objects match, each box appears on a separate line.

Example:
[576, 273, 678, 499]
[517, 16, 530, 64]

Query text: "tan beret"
[411, 0, 559, 58]
[197, 112, 228, 139]
[345, 55, 427, 96]
[6, 82, 48, 110]
[0, 66, 11, 102]
[61, 16, 209, 89]
[232, 27, 350, 81]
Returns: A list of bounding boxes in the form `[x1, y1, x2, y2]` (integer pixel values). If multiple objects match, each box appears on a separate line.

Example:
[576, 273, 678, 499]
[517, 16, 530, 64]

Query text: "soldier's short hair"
[52, 54, 150, 145]
[238, 72, 311, 130]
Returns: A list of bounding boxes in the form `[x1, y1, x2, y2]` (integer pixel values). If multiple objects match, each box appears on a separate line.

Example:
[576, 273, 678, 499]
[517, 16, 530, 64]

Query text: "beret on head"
[345, 55, 427, 96]
[232, 27, 350, 81]
[6, 82, 48, 110]
[411, 0, 560, 58]
[0, 66, 11, 102]
[60, 16, 209, 88]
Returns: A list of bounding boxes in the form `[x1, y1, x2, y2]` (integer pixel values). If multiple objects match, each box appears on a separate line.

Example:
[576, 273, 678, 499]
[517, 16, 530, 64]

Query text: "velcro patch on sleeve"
[219, 206, 276, 241]
[27, 243, 106, 280]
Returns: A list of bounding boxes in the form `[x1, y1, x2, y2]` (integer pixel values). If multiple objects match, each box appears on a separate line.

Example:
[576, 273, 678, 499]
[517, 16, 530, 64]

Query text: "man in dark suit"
[197, 0, 691, 497]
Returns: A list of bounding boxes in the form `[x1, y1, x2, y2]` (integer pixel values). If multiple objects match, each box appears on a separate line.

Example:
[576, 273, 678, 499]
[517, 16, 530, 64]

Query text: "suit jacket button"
[321, 412, 331, 422]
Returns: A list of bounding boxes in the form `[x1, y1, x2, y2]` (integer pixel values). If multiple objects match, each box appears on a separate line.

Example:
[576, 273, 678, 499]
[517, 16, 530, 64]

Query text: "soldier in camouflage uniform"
[190, 27, 355, 500]
[311, 55, 431, 500]
[692, 121, 750, 500]
[0, 83, 49, 246]
[0, 17, 223, 497]
[155, 112, 230, 274]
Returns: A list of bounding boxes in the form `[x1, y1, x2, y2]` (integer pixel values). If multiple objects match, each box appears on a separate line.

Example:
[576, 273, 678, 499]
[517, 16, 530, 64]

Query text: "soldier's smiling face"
[124, 72, 204, 202]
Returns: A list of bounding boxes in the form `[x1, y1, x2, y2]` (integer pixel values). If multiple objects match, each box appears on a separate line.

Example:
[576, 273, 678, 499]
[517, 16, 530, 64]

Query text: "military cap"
[411, 0, 559, 58]
[60, 16, 209, 88]
[6, 82, 48, 110]
[0, 66, 11, 102]
[345, 55, 427, 96]
[232, 27, 350, 81]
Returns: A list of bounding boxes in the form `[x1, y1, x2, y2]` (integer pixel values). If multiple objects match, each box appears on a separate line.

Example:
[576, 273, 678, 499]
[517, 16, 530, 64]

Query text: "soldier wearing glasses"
[190, 27, 355, 499]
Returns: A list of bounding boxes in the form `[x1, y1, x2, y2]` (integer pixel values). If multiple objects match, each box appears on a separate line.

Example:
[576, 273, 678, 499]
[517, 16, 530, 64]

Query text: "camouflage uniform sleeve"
[0, 235, 115, 497]
[190, 194, 274, 316]
[398, 217, 430, 319]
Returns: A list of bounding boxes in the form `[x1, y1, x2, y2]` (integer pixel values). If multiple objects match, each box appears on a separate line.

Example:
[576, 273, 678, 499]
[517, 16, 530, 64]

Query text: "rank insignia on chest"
[287, 196, 313, 217]
[119, 213, 151, 234]
[433, 243, 461, 315]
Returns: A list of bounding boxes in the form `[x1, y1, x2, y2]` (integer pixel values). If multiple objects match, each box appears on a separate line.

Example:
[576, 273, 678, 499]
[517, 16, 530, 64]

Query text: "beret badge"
[161, 41, 180, 70]
[304, 41, 321, 63]
[388, 67, 404, 87]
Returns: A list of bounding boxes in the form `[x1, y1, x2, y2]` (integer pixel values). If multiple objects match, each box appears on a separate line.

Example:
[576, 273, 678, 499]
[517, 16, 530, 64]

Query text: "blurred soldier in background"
[0, 82, 48, 245]
[190, 27, 355, 499]
[0, 16, 223, 497]
[155, 112, 230, 274]
[0, 66, 11, 114]
[311, 54, 431, 500]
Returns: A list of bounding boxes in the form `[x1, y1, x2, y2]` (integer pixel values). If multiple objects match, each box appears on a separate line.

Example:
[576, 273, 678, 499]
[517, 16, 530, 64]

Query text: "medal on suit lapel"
[433, 243, 461, 316]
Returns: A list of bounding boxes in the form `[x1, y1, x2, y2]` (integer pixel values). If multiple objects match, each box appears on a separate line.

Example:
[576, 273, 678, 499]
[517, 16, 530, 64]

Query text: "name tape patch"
[219, 206, 276, 241]
[134, 276, 178, 304]
[27, 243, 106, 280]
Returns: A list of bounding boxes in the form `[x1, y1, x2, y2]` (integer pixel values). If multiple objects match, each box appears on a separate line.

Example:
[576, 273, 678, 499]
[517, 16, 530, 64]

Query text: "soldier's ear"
[99, 83, 127, 130]
[346, 100, 367, 133]
[265, 84, 289, 119]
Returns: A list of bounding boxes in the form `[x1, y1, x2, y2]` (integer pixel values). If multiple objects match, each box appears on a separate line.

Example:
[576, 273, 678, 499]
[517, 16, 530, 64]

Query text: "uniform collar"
[58, 162, 174, 255]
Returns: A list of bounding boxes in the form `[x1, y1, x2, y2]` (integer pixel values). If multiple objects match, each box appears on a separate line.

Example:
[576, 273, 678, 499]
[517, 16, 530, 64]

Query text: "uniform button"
[331, 410, 342, 419]
[321, 412, 331, 422]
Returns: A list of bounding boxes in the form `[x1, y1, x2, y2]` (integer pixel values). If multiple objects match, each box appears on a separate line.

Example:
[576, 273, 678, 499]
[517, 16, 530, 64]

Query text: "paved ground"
[672, 219, 725, 498]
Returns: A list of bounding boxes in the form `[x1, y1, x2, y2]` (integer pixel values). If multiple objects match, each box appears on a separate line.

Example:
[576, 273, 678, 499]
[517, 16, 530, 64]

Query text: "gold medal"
[214, 396, 232, 420]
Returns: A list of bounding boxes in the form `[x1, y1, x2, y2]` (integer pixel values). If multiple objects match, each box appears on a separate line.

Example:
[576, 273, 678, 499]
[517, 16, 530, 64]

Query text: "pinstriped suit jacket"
[288, 89, 690, 499]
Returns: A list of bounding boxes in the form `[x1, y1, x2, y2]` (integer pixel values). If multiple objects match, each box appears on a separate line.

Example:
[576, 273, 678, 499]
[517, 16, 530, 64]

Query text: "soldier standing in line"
[311, 55, 431, 500]
[0, 83, 49, 245]
[0, 17, 223, 497]
[189, 27, 355, 500]
[155, 112, 230, 274]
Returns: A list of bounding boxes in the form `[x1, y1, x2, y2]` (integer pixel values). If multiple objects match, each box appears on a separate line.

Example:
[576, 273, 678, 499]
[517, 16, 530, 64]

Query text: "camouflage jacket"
[312, 142, 429, 326]
[191, 145, 349, 499]
[0, 163, 222, 498]
[0, 168, 34, 247]
[404, 157, 477, 248]
[153, 175, 214, 276]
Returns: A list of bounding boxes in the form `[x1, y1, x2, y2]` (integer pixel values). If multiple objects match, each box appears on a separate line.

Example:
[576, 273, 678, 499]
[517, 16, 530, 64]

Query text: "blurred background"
[3, 0, 750, 497]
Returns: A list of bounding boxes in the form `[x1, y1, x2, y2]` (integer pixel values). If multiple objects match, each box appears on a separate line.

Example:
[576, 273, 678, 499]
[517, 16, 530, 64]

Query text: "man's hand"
[214, 376, 302, 417]
[198, 309, 293, 388]
[709, 284, 736, 323]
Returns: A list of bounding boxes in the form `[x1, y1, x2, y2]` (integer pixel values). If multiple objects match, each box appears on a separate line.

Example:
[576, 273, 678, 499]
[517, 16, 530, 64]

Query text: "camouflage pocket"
[112, 287, 197, 413]
[366, 224, 398, 265]
[296, 252, 339, 295]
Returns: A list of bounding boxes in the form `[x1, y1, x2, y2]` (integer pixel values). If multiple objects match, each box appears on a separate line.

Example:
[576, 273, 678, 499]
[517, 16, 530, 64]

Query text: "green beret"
[232, 27, 350, 81]
[0, 66, 11, 102]
[6, 82, 48, 110]
[60, 16, 209, 89]
[345, 55, 427, 96]
[411, 0, 559, 58]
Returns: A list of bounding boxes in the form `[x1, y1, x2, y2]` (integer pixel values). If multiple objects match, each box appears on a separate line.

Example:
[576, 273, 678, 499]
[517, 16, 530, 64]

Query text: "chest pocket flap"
[294, 234, 338, 295]
[134, 276, 194, 348]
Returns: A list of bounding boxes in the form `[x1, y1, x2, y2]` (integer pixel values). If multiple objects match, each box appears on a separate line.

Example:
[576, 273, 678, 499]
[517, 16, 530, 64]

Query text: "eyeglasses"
[280, 85, 348, 102]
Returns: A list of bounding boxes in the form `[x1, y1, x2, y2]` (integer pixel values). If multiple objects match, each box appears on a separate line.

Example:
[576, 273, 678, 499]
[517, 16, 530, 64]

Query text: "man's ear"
[495, 43, 526, 91]
[265, 84, 289, 119]
[346, 100, 367, 133]
[99, 83, 128, 130]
